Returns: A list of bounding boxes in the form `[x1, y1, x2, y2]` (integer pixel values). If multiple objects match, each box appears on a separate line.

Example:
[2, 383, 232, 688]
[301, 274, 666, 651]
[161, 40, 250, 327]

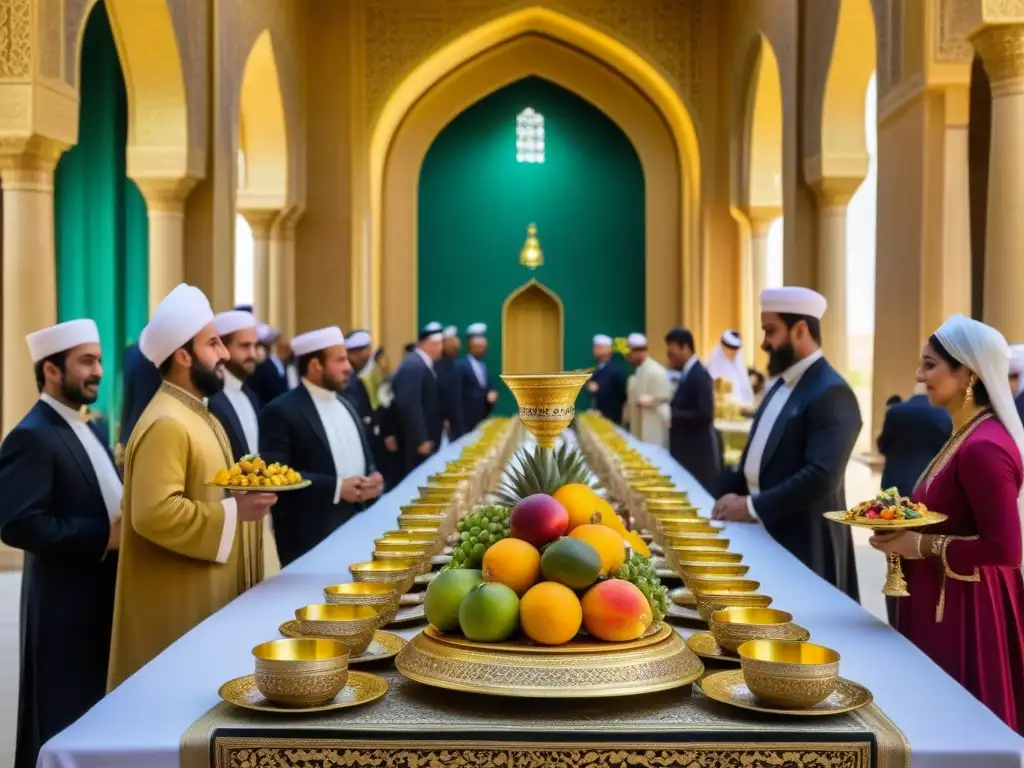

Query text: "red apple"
[510, 494, 569, 547]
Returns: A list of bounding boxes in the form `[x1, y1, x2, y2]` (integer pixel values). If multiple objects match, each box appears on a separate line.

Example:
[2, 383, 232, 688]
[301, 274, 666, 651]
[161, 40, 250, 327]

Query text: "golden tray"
[395, 623, 704, 698]
[206, 479, 312, 492]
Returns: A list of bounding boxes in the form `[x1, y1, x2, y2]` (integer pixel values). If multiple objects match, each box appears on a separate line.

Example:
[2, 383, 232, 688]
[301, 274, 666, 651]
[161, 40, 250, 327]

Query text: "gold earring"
[964, 379, 975, 406]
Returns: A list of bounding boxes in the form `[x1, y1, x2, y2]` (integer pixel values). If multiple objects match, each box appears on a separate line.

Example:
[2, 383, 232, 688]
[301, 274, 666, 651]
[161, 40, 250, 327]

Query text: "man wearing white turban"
[706, 330, 755, 407]
[587, 334, 628, 424]
[207, 310, 262, 460]
[622, 333, 671, 447]
[0, 319, 122, 768]
[107, 285, 277, 690]
[713, 286, 862, 600]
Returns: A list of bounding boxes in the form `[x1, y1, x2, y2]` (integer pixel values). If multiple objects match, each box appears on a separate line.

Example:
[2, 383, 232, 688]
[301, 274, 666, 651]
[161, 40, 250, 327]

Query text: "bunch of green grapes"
[445, 504, 511, 569]
[613, 549, 670, 624]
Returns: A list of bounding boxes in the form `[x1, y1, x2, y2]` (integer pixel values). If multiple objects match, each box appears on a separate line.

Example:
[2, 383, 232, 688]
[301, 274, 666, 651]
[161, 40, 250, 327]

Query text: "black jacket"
[457, 355, 494, 433]
[118, 342, 160, 446]
[208, 384, 263, 461]
[877, 394, 951, 497]
[668, 359, 720, 491]
[390, 352, 443, 472]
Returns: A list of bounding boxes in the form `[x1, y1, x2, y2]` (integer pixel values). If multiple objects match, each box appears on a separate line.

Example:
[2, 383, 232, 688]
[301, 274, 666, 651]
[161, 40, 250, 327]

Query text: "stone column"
[813, 181, 860, 375]
[239, 209, 278, 322]
[269, 211, 301, 338]
[972, 23, 1024, 341]
[1, 138, 65, 435]
[937, 86, 973, 324]
[742, 208, 780, 368]
[136, 177, 198, 312]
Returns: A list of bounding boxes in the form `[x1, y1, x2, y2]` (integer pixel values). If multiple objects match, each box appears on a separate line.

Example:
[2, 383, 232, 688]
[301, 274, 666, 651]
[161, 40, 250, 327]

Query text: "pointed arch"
[237, 30, 289, 209]
[502, 279, 565, 374]
[748, 35, 784, 210]
[368, 6, 703, 355]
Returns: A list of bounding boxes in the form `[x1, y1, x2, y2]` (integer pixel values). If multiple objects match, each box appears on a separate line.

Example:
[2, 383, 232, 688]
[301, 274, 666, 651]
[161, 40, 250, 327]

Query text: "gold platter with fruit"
[393, 372, 704, 699]
[208, 454, 311, 491]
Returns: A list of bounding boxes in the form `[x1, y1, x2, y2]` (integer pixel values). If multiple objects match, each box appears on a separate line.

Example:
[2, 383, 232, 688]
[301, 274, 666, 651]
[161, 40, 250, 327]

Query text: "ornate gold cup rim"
[500, 371, 592, 448]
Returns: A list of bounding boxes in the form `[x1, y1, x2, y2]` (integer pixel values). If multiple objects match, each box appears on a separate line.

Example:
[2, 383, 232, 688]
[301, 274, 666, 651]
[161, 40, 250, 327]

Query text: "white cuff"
[216, 498, 238, 564]
[746, 496, 760, 522]
[333, 477, 344, 505]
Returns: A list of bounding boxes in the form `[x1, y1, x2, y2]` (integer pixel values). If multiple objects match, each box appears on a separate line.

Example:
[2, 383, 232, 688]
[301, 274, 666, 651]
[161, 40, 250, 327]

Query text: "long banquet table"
[39, 430, 1024, 768]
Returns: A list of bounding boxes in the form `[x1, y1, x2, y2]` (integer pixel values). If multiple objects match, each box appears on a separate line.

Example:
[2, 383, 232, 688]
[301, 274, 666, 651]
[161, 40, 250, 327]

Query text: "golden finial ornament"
[519, 223, 543, 270]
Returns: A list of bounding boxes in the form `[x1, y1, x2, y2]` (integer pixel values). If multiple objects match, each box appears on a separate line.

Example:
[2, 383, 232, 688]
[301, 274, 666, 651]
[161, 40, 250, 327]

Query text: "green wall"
[418, 77, 645, 415]
[55, 0, 149, 435]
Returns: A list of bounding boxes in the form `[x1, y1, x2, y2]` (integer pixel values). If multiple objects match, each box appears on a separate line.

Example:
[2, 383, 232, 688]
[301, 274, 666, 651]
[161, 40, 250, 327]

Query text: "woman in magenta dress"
[870, 315, 1024, 734]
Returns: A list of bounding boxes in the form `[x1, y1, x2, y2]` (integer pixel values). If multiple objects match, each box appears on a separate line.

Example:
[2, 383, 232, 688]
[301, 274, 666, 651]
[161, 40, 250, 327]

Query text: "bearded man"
[107, 284, 277, 689]
[208, 310, 262, 460]
[0, 320, 122, 768]
[712, 286, 862, 601]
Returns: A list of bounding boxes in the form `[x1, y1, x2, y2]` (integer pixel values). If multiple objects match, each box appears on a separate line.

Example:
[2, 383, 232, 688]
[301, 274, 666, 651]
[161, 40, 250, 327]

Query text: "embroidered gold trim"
[936, 535, 981, 623]
[914, 410, 991, 495]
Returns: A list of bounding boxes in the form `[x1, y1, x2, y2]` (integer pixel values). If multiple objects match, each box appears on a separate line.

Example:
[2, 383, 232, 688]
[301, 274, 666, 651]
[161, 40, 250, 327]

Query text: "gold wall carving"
[937, 0, 975, 62]
[363, 0, 706, 128]
[213, 739, 871, 768]
[37, 0, 61, 82]
[973, 23, 1024, 95]
[63, 0, 88, 86]
[0, 0, 31, 78]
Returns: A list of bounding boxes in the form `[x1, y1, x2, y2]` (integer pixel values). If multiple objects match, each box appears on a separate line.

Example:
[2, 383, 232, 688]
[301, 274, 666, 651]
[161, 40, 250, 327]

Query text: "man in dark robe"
[259, 327, 381, 566]
[249, 327, 297, 406]
[208, 311, 263, 460]
[118, 340, 161, 454]
[587, 334, 627, 424]
[713, 286, 862, 601]
[664, 327, 720, 490]
[436, 327, 465, 439]
[341, 330, 392, 503]
[877, 385, 951, 498]
[391, 322, 444, 475]
[458, 322, 497, 433]
[0, 319, 122, 768]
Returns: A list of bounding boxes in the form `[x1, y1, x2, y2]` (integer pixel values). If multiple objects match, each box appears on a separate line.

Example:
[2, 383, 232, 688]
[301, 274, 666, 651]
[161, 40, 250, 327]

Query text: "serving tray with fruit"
[824, 488, 946, 529]
[208, 454, 311, 492]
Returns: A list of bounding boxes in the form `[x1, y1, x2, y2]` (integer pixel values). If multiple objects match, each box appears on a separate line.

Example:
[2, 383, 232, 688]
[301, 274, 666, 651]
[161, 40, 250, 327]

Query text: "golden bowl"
[427, 474, 472, 487]
[417, 486, 459, 502]
[252, 638, 349, 707]
[646, 502, 699, 518]
[375, 537, 439, 555]
[392, 525, 442, 537]
[349, 559, 419, 593]
[664, 535, 730, 551]
[373, 548, 431, 573]
[657, 516, 719, 531]
[500, 372, 592, 448]
[634, 485, 689, 502]
[695, 590, 773, 623]
[738, 640, 840, 708]
[400, 502, 450, 515]
[674, 561, 750, 578]
[709, 607, 809, 653]
[323, 582, 401, 625]
[295, 604, 382, 656]
[685, 575, 760, 595]
[672, 547, 743, 563]
[398, 514, 446, 531]
[380, 530, 442, 543]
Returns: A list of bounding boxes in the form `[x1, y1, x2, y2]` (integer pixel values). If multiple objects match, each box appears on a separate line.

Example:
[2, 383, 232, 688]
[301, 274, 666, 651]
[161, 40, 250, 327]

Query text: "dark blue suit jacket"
[588, 360, 628, 424]
[118, 342, 161, 446]
[877, 394, 951, 497]
[259, 385, 376, 566]
[435, 356, 465, 438]
[718, 356, 862, 599]
[457, 355, 492, 433]
[249, 357, 289, 407]
[669, 359, 720, 491]
[0, 401, 118, 768]
[391, 352, 443, 473]
[208, 385, 263, 462]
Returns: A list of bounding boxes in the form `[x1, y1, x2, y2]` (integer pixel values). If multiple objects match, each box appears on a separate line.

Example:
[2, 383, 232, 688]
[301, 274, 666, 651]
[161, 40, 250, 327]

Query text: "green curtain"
[418, 77, 646, 415]
[55, 0, 149, 438]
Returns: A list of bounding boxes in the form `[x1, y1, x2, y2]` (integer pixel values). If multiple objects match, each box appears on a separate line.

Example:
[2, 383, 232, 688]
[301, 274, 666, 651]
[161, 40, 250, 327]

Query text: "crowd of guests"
[0, 279, 1020, 768]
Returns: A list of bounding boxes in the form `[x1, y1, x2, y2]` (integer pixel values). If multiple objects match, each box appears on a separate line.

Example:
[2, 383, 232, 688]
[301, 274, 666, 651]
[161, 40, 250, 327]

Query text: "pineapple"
[493, 443, 592, 507]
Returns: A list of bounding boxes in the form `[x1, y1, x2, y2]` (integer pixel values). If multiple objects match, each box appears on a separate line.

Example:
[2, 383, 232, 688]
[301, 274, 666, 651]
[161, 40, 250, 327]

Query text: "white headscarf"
[707, 341, 755, 407]
[933, 315, 1024, 576]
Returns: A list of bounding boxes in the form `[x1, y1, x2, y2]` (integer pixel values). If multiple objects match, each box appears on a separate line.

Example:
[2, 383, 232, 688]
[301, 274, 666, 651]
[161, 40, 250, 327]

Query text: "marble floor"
[0, 462, 886, 767]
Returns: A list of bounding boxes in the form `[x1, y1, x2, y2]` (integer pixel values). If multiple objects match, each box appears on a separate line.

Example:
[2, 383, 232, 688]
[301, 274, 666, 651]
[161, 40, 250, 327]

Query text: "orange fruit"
[581, 579, 652, 642]
[481, 538, 541, 595]
[552, 483, 605, 532]
[623, 530, 652, 558]
[569, 524, 626, 575]
[520, 581, 583, 645]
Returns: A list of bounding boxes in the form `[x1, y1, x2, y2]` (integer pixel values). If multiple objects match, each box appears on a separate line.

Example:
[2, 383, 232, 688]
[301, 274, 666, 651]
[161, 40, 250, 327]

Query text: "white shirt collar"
[780, 349, 824, 387]
[302, 378, 340, 403]
[223, 369, 244, 393]
[40, 393, 86, 424]
[415, 347, 434, 371]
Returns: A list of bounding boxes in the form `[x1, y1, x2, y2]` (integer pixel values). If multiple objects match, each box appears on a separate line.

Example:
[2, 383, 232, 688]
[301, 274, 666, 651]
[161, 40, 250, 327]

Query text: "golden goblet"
[252, 638, 349, 708]
[500, 371, 592, 448]
[738, 639, 840, 708]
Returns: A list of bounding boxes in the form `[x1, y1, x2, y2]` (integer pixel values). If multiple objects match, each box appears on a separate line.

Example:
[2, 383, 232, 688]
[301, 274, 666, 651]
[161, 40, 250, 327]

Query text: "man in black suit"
[437, 327, 465, 439]
[249, 327, 297, 406]
[0, 319, 123, 768]
[391, 322, 445, 476]
[208, 310, 263, 460]
[713, 287, 862, 601]
[587, 334, 628, 424]
[118, 340, 161, 451]
[877, 385, 951, 497]
[458, 322, 497, 433]
[664, 327, 720, 490]
[259, 326, 382, 566]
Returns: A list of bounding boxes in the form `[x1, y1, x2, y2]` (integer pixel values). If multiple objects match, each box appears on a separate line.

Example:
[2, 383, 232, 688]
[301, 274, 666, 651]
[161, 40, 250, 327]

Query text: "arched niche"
[237, 30, 289, 209]
[370, 7, 702, 361]
[378, 34, 687, 364]
[747, 35, 784, 212]
[502, 279, 565, 374]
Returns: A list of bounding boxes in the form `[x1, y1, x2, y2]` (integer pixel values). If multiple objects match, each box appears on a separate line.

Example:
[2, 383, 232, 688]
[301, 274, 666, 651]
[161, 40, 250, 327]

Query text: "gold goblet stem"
[883, 551, 910, 597]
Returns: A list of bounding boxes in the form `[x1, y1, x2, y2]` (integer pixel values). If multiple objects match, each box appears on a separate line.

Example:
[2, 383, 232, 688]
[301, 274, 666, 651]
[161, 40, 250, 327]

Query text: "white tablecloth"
[39, 432, 1024, 768]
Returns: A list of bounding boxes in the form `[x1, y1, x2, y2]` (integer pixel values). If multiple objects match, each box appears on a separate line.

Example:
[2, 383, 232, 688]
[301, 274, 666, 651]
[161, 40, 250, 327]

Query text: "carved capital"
[135, 176, 199, 214]
[812, 177, 863, 209]
[746, 206, 782, 237]
[270, 205, 305, 239]
[0, 135, 66, 190]
[971, 23, 1024, 96]
[238, 208, 279, 239]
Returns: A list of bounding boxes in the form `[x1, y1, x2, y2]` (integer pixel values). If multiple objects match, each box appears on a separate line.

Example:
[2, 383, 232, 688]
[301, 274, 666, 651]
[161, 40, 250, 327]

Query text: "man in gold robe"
[107, 284, 278, 690]
[623, 332, 672, 447]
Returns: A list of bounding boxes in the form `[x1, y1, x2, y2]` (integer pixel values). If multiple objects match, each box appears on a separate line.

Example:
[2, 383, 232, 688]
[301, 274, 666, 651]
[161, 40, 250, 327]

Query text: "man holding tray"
[107, 284, 277, 690]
